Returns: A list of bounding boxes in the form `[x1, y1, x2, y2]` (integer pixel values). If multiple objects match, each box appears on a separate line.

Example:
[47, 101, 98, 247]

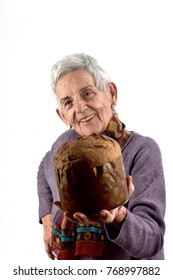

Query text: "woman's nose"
[74, 97, 87, 113]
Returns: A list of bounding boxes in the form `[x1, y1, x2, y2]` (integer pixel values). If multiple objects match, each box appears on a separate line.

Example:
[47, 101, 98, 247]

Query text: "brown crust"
[54, 134, 128, 215]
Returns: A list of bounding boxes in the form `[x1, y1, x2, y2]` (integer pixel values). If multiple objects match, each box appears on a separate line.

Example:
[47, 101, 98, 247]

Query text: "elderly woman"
[37, 53, 166, 260]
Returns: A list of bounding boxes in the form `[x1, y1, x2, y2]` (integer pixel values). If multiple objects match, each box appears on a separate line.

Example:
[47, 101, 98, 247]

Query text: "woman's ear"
[107, 82, 118, 104]
[56, 108, 69, 125]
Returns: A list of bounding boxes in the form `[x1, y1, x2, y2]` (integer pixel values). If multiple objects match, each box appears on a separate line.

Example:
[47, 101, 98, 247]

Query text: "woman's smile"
[79, 113, 97, 123]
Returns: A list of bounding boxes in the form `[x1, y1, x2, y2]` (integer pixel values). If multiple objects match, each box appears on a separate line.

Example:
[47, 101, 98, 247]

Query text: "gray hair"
[51, 53, 111, 109]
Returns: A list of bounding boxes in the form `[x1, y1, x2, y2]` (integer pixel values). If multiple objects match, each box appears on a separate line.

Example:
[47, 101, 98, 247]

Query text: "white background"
[0, 0, 172, 277]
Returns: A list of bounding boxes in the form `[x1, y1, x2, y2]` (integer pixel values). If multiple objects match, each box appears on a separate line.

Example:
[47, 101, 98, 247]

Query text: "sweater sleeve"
[105, 137, 166, 259]
[37, 151, 53, 223]
[37, 130, 79, 224]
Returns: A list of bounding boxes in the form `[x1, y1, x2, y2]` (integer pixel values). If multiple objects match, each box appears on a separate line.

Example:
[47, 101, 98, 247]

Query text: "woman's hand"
[56, 176, 134, 226]
[41, 214, 55, 260]
[100, 175, 134, 225]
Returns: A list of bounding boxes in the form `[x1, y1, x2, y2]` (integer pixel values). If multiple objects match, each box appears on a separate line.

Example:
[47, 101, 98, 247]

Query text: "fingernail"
[100, 211, 106, 216]
[74, 215, 84, 223]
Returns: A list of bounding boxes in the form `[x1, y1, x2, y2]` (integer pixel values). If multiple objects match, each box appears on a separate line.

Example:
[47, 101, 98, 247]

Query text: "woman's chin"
[77, 125, 103, 136]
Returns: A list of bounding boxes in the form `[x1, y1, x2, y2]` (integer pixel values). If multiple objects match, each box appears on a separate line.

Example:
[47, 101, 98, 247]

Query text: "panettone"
[53, 134, 128, 215]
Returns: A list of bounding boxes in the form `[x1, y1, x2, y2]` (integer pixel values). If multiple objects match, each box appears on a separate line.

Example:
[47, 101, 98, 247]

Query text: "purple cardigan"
[37, 130, 166, 260]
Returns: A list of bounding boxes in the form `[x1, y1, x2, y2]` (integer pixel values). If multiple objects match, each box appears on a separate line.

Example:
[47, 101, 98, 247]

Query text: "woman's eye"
[65, 100, 71, 105]
[83, 91, 93, 98]
[84, 92, 90, 96]
[64, 99, 73, 108]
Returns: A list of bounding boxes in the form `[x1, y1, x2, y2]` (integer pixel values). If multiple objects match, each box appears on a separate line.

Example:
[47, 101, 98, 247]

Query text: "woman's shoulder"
[129, 131, 160, 147]
[124, 131, 162, 156]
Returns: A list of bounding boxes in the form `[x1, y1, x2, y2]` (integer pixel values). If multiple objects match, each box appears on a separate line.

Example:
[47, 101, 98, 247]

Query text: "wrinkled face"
[55, 69, 117, 136]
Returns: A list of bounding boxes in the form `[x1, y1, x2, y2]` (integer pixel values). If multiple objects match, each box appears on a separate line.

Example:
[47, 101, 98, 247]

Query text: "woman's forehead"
[55, 70, 96, 96]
